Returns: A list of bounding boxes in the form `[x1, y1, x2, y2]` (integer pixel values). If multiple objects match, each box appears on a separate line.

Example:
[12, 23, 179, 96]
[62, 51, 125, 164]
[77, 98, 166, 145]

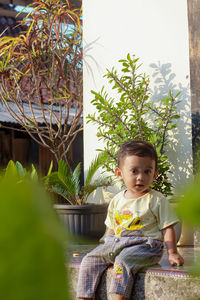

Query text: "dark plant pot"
[54, 203, 108, 240]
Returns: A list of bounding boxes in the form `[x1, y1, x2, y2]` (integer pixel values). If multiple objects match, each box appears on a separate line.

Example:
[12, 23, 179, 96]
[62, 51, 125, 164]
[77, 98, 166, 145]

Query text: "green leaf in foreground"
[0, 176, 70, 300]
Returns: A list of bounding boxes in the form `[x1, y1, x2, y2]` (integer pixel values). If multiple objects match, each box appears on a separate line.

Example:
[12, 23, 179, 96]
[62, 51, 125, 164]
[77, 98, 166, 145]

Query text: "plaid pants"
[76, 235, 164, 299]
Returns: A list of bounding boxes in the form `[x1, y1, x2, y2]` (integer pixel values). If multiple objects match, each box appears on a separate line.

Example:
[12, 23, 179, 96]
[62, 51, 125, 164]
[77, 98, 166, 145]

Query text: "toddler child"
[76, 140, 184, 300]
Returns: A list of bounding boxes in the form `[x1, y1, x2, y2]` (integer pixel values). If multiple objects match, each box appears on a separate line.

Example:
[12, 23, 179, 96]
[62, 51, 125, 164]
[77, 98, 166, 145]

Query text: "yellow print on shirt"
[115, 210, 143, 237]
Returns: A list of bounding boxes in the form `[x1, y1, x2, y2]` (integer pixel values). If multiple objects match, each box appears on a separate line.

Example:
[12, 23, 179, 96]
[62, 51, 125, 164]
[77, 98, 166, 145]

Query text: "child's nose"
[137, 173, 143, 180]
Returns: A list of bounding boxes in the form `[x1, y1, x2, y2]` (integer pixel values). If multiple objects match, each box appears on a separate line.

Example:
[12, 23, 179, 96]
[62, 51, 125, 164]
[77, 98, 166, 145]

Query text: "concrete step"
[67, 245, 200, 300]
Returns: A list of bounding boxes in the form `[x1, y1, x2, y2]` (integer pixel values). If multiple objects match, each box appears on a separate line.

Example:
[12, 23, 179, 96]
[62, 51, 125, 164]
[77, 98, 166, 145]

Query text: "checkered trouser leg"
[76, 244, 112, 299]
[109, 239, 163, 298]
[76, 237, 163, 299]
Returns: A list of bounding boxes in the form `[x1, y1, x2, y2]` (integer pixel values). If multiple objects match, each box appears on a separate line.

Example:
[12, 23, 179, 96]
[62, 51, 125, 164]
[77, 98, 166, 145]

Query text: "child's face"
[115, 155, 158, 198]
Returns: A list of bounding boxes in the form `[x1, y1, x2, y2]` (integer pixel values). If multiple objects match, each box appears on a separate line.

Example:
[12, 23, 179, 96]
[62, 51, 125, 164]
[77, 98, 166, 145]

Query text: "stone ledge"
[67, 246, 200, 300]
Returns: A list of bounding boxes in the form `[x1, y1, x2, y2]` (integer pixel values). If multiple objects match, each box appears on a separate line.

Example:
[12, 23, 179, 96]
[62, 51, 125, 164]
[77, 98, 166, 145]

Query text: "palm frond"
[57, 160, 77, 198]
[15, 161, 26, 178]
[92, 176, 112, 188]
[51, 186, 74, 205]
[58, 159, 71, 178]
[47, 161, 53, 176]
[85, 152, 107, 186]
[72, 163, 81, 195]
[47, 170, 74, 198]
[45, 172, 76, 205]
[4, 160, 19, 180]
[45, 156, 113, 205]
[30, 164, 38, 181]
[82, 176, 112, 204]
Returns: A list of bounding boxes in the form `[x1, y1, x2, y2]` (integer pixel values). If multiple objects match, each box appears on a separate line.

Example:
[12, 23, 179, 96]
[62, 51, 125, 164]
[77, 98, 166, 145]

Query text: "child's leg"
[77, 254, 111, 298]
[109, 237, 163, 299]
[76, 243, 113, 299]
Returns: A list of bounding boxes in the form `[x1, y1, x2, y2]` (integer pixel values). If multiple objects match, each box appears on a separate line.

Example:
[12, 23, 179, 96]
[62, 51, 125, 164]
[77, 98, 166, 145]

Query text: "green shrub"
[87, 54, 181, 196]
[177, 175, 200, 276]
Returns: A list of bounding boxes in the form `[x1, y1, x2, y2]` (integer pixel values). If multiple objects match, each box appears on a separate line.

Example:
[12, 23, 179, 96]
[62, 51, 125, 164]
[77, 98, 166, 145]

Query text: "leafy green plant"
[3, 158, 111, 206]
[2, 160, 39, 181]
[0, 163, 70, 300]
[177, 174, 200, 276]
[44, 153, 112, 205]
[87, 54, 181, 196]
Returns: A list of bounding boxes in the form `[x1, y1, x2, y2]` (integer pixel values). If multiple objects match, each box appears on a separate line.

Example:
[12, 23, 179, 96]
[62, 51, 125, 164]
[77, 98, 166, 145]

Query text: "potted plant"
[0, 0, 82, 170]
[2, 157, 112, 240]
[44, 153, 112, 240]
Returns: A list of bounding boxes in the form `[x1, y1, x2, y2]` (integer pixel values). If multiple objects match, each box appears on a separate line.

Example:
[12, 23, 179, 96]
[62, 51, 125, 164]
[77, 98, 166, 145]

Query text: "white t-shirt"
[105, 189, 179, 241]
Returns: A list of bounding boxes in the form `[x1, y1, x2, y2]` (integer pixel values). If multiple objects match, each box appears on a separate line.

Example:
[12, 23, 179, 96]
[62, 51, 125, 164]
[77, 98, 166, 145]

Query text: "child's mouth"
[135, 184, 144, 188]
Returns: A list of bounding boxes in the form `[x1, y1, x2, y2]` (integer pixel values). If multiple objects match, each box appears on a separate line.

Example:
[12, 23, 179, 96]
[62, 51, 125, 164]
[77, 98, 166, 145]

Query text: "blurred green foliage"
[177, 174, 200, 276]
[177, 178, 200, 228]
[0, 164, 70, 299]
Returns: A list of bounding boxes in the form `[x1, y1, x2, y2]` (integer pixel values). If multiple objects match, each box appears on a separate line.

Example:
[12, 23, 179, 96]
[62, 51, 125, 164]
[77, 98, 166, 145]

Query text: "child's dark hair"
[117, 140, 158, 169]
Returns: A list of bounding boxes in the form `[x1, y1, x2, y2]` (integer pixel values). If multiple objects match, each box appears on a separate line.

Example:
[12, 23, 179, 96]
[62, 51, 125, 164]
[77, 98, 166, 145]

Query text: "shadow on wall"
[83, 37, 102, 88]
[149, 62, 193, 193]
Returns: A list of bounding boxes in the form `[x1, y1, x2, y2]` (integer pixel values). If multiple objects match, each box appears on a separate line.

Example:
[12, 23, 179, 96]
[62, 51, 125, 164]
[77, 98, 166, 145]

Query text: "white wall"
[83, 0, 193, 197]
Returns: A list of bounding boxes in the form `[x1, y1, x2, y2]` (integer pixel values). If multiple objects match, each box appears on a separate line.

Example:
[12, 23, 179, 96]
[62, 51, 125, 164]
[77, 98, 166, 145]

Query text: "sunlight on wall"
[84, 0, 192, 198]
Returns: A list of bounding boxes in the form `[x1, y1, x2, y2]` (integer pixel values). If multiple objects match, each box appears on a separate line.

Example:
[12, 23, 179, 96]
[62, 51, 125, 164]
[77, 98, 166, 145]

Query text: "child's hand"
[163, 226, 184, 267]
[168, 252, 184, 266]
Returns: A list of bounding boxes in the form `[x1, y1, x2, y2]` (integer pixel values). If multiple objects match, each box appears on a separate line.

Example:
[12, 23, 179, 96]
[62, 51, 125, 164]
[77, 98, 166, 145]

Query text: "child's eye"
[132, 169, 137, 174]
[145, 170, 151, 174]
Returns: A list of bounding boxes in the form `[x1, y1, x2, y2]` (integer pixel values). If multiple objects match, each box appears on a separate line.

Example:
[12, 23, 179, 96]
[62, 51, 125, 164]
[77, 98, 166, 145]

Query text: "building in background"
[0, 0, 83, 175]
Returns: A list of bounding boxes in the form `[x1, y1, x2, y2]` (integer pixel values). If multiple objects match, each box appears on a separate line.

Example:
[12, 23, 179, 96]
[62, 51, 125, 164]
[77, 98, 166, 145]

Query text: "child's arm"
[101, 228, 115, 243]
[162, 225, 184, 266]
[106, 228, 115, 236]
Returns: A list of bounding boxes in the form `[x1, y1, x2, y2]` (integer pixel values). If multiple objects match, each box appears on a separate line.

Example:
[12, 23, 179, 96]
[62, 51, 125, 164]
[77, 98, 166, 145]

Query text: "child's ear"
[115, 167, 123, 179]
[153, 170, 158, 180]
